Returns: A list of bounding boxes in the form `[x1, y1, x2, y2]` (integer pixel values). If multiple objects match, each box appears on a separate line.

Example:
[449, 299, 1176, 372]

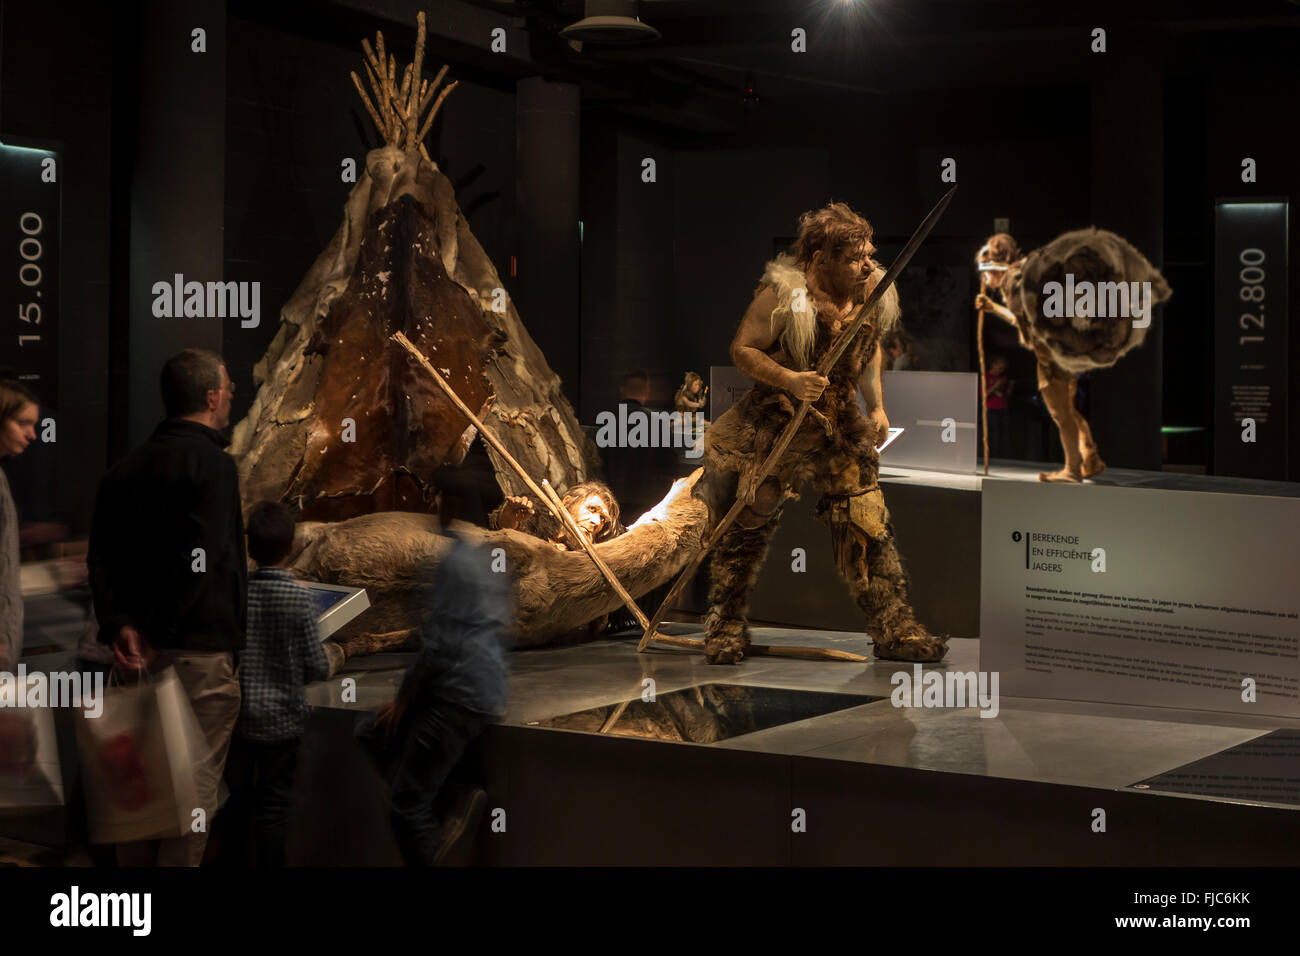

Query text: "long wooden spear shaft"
[392, 332, 651, 628]
[396, 331, 870, 670]
[637, 186, 958, 653]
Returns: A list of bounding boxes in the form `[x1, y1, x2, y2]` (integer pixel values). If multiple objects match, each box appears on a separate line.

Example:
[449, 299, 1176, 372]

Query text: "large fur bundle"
[1004, 227, 1172, 374]
[291, 470, 710, 649]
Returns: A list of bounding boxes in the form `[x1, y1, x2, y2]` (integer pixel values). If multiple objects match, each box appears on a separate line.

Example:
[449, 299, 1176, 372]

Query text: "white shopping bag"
[75, 667, 204, 844]
[0, 676, 65, 811]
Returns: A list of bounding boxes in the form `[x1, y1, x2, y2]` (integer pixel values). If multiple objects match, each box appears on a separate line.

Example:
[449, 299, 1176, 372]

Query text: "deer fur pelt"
[292, 470, 710, 650]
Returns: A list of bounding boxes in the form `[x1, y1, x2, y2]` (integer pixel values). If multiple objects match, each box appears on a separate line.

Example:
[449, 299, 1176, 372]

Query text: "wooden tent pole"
[393, 332, 650, 630]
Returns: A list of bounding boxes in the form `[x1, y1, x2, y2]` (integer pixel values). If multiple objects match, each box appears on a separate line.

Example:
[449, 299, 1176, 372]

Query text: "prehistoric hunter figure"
[674, 372, 708, 419]
[697, 202, 947, 664]
[974, 230, 1172, 482]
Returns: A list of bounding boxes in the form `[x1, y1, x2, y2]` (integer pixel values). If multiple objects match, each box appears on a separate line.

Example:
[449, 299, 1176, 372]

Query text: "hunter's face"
[824, 239, 875, 294]
[574, 494, 610, 537]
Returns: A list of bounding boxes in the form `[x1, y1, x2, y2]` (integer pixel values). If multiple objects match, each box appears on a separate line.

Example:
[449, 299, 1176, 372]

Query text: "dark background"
[2, 0, 1298, 533]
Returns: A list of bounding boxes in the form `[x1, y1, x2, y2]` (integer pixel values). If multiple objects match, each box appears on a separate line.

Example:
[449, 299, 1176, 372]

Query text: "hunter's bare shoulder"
[731, 284, 782, 358]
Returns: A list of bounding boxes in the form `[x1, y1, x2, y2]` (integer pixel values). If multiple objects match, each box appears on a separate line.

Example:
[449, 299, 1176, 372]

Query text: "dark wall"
[652, 83, 1090, 444]
[671, 145, 829, 396]
[579, 124, 682, 425]
[0, 0, 115, 534]
[223, 10, 362, 418]
[1161, 26, 1300, 478]
[5, 1, 1298, 549]
[1085, 34, 1165, 472]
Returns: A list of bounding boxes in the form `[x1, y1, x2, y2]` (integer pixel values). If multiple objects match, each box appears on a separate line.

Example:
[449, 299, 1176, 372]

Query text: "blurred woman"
[0, 380, 40, 671]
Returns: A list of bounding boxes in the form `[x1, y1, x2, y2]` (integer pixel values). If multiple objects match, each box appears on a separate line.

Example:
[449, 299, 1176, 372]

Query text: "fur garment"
[761, 254, 900, 372]
[699, 255, 946, 664]
[291, 469, 710, 653]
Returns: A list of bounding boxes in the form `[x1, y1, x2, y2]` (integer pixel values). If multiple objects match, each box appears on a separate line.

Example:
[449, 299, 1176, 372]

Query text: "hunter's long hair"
[790, 202, 874, 270]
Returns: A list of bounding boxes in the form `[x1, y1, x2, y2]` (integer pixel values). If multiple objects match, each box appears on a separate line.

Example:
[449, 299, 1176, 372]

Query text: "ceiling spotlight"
[560, 0, 661, 45]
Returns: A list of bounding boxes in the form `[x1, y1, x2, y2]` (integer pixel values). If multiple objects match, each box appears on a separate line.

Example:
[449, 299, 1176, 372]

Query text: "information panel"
[1213, 200, 1289, 480]
[980, 479, 1300, 718]
[1, 140, 60, 403]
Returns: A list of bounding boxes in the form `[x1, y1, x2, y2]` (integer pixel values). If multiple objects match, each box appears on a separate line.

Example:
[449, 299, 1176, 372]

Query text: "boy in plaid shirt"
[224, 501, 329, 866]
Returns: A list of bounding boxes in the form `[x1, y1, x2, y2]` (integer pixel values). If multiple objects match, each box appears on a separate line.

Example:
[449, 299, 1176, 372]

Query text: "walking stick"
[978, 306, 989, 475]
[637, 186, 957, 653]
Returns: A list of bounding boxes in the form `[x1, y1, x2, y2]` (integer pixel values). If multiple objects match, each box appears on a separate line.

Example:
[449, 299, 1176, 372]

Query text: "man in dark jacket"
[88, 348, 247, 866]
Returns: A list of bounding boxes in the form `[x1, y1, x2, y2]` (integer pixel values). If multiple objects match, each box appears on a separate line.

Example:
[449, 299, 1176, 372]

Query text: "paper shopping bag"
[75, 668, 203, 844]
[0, 676, 65, 811]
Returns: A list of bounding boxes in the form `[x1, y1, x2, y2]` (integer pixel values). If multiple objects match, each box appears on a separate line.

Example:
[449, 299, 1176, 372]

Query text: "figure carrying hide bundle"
[975, 229, 1172, 482]
[695, 202, 947, 664]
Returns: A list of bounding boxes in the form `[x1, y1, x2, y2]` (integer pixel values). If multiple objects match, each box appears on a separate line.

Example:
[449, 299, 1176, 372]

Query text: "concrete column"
[516, 77, 581, 407]
[127, 0, 226, 444]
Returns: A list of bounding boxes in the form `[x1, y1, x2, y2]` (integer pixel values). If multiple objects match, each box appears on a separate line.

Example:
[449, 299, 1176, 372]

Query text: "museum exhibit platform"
[280, 623, 1300, 866]
[4, 459, 1298, 865]
[723, 459, 1300, 641]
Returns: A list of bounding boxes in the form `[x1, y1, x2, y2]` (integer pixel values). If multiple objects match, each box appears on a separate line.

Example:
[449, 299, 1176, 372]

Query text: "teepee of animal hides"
[231, 14, 597, 520]
[229, 14, 711, 664]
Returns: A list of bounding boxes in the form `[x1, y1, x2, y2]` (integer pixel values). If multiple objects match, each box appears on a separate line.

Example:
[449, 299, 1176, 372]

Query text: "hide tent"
[231, 12, 598, 521]
[229, 13, 712, 661]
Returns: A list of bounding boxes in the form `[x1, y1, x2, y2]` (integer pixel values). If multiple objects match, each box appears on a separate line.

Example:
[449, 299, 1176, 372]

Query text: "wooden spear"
[647, 634, 867, 662]
[393, 331, 868, 670]
[392, 332, 652, 633]
[636, 186, 958, 653]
